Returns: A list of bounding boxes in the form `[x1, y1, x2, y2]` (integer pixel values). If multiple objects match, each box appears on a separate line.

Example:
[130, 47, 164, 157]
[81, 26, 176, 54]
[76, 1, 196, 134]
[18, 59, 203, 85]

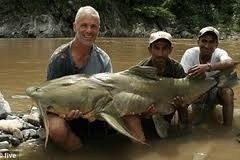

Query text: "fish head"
[26, 76, 100, 115]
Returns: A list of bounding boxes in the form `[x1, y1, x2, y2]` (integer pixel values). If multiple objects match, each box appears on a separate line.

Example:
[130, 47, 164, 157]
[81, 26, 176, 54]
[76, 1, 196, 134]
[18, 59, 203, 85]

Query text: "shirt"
[180, 47, 232, 78]
[47, 41, 113, 80]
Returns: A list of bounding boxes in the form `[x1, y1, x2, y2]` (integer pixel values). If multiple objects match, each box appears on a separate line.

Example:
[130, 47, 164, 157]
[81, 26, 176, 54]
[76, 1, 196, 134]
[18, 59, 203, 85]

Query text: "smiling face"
[73, 13, 100, 46]
[198, 32, 218, 60]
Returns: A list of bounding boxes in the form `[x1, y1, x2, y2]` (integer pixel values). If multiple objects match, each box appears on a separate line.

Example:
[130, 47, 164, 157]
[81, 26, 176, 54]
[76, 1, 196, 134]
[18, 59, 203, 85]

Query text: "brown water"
[0, 38, 240, 159]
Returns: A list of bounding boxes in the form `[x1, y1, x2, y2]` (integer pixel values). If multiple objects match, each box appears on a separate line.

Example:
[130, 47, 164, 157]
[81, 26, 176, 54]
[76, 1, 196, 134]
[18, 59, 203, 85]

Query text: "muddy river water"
[0, 38, 239, 160]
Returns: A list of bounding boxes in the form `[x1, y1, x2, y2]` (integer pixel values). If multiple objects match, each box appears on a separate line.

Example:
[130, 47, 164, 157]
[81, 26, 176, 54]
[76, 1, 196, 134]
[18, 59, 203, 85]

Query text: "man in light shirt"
[180, 26, 235, 126]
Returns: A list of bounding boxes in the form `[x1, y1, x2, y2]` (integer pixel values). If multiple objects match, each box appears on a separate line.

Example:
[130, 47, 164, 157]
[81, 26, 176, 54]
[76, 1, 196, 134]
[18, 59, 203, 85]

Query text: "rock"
[12, 129, 23, 140]
[22, 129, 38, 140]
[22, 106, 40, 126]
[0, 134, 21, 147]
[0, 119, 24, 133]
[180, 30, 194, 38]
[0, 112, 8, 120]
[0, 134, 11, 142]
[0, 141, 10, 149]
[20, 120, 38, 130]
[10, 137, 21, 147]
[0, 92, 11, 114]
[5, 115, 19, 120]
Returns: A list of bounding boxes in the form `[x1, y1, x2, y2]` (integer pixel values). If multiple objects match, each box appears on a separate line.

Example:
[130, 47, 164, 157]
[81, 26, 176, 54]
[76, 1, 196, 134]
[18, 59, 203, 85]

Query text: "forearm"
[209, 60, 234, 71]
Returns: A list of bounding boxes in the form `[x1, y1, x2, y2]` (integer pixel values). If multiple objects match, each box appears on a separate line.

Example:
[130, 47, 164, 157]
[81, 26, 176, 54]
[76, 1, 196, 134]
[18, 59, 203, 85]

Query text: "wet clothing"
[47, 41, 113, 142]
[47, 41, 112, 80]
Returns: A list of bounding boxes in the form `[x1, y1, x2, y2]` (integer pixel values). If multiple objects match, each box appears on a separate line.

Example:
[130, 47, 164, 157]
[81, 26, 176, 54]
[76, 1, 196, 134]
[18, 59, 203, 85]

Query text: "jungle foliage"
[1, 0, 240, 33]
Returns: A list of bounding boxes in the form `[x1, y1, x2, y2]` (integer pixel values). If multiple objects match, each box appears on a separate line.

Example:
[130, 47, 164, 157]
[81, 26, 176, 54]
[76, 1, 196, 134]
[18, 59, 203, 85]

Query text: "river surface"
[0, 38, 240, 160]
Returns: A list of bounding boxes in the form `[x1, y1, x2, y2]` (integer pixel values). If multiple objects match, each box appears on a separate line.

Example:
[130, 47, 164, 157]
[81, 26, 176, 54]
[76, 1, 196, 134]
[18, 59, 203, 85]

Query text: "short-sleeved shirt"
[138, 57, 186, 78]
[47, 41, 113, 80]
[180, 47, 232, 78]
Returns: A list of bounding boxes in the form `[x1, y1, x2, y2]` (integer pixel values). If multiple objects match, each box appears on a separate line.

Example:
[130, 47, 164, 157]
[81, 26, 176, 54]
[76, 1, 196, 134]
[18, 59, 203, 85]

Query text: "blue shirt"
[47, 41, 112, 80]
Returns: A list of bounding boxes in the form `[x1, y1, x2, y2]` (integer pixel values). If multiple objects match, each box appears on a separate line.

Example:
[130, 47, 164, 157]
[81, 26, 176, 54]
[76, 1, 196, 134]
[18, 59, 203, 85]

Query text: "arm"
[188, 58, 234, 78]
[207, 59, 234, 71]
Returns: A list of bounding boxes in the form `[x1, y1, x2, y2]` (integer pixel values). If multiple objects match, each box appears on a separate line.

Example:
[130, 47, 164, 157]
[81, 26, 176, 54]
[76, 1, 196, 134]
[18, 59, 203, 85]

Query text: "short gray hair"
[75, 6, 100, 23]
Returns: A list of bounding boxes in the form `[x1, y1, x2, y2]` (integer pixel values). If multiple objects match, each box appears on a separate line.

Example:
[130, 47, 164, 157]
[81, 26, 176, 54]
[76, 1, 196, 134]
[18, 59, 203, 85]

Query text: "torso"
[47, 41, 112, 80]
[180, 47, 232, 77]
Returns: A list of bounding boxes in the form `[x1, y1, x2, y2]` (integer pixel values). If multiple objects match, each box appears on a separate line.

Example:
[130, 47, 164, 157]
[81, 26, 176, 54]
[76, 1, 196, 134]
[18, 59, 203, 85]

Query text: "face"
[198, 34, 218, 57]
[148, 39, 172, 60]
[73, 14, 100, 46]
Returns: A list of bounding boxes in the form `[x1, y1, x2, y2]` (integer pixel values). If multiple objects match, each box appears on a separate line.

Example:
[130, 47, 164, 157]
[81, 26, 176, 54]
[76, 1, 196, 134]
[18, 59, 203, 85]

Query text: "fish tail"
[217, 71, 240, 88]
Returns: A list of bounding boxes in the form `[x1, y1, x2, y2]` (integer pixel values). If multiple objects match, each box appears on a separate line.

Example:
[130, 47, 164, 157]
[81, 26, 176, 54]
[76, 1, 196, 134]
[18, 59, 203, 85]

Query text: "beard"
[152, 58, 167, 76]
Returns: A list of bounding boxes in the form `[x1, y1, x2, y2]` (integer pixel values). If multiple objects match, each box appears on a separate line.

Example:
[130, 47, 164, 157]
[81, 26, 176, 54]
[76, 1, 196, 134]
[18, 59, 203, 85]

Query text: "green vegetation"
[1, 0, 239, 36]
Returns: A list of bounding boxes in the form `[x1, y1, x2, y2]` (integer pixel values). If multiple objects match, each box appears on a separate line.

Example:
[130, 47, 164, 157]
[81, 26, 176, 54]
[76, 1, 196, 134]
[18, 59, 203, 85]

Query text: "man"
[137, 31, 189, 139]
[46, 6, 112, 151]
[180, 26, 235, 126]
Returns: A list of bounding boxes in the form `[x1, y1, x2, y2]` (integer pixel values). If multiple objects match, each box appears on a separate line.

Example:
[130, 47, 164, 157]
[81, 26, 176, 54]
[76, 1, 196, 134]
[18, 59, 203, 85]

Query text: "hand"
[171, 96, 186, 109]
[141, 104, 158, 118]
[188, 64, 208, 78]
[65, 110, 83, 121]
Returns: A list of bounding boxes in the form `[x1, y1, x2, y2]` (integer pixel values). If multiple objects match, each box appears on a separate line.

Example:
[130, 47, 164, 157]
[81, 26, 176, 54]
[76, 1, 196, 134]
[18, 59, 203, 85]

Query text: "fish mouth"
[26, 86, 40, 97]
[25, 86, 35, 96]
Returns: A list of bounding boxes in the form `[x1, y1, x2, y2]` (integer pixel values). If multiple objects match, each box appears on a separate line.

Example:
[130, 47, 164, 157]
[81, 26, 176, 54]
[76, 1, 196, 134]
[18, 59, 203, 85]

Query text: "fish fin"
[152, 114, 169, 138]
[99, 112, 146, 144]
[124, 66, 159, 80]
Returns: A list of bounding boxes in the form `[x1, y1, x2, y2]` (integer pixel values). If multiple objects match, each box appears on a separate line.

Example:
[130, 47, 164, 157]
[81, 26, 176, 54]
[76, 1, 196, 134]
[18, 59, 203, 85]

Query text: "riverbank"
[0, 1, 239, 39]
[1, 13, 240, 40]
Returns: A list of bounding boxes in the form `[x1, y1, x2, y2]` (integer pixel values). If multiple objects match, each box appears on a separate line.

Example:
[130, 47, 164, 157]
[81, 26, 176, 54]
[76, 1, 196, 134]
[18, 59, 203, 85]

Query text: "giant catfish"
[25, 66, 239, 147]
